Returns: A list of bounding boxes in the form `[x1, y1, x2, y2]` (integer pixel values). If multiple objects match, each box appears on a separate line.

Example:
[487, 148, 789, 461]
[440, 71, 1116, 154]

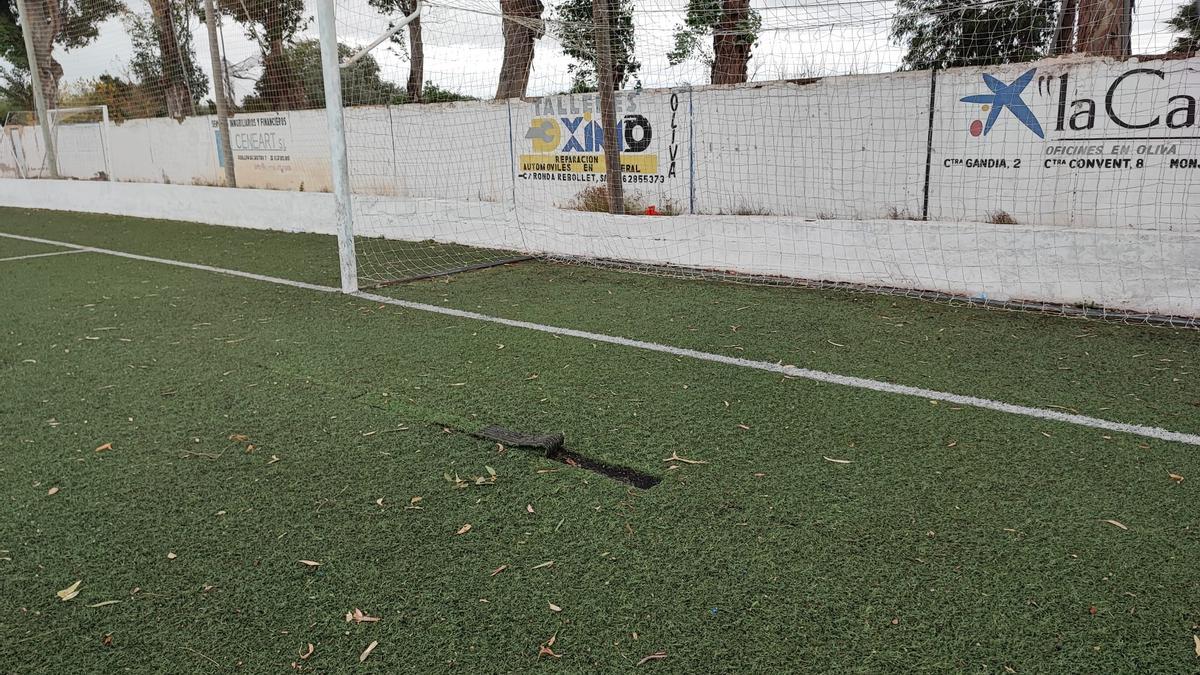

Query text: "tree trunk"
[148, 0, 192, 117]
[1075, 0, 1132, 56]
[24, 0, 64, 109]
[711, 0, 751, 85]
[260, 15, 306, 110]
[1052, 0, 1078, 54]
[495, 0, 543, 100]
[405, 8, 424, 102]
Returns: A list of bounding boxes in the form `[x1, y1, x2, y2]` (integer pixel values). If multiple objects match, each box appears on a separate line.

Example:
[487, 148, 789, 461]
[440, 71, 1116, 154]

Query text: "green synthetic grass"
[0, 235, 68, 259]
[1, 209, 1199, 672]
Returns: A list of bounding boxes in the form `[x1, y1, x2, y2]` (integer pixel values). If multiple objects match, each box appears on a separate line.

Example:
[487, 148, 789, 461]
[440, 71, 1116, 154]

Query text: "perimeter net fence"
[2, 0, 1198, 319]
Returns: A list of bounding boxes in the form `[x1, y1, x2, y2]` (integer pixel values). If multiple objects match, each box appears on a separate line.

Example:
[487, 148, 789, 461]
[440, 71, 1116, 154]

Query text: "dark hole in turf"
[474, 425, 661, 489]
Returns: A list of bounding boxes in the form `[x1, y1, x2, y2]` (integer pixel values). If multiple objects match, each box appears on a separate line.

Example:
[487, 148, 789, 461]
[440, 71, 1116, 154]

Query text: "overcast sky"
[35, 0, 1193, 104]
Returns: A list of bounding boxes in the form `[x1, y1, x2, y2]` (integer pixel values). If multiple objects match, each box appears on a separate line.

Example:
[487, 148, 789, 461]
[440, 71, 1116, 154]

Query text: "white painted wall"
[1, 178, 1196, 318]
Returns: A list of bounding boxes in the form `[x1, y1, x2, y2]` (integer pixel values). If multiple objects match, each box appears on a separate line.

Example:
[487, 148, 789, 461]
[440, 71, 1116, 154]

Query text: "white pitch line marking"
[0, 248, 91, 263]
[2, 230, 1197, 447]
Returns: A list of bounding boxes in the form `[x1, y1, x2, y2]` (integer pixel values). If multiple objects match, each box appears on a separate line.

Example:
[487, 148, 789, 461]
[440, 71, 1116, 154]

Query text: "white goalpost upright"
[315, 0, 359, 294]
[315, 0, 426, 294]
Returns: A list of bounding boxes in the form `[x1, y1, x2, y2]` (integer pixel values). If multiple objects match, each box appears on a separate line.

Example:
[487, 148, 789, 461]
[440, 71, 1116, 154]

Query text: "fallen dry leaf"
[298, 560, 322, 569]
[101, 633, 114, 647]
[662, 452, 707, 465]
[1193, 634, 1200, 657]
[299, 643, 314, 660]
[736, 424, 751, 431]
[1169, 472, 1184, 483]
[636, 651, 668, 666]
[267, 455, 280, 464]
[538, 645, 562, 659]
[526, 504, 535, 514]
[229, 434, 249, 442]
[57, 580, 82, 602]
[532, 560, 554, 570]
[1101, 519, 1129, 531]
[823, 456, 853, 464]
[347, 608, 380, 623]
[166, 552, 177, 560]
[86, 600, 121, 608]
[456, 524, 472, 535]
[359, 640, 378, 662]
[548, 602, 562, 612]
[538, 634, 562, 659]
[490, 564, 508, 577]
[375, 498, 385, 507]
[47, 487, 59, 496]
[94, 442, 112, 452]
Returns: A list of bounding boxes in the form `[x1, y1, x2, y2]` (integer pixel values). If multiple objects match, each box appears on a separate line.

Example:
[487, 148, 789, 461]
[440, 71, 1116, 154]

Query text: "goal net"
[11, 0, 1200, 319]
[324, 0, 1198, 318]
[4, 106, 112, 181]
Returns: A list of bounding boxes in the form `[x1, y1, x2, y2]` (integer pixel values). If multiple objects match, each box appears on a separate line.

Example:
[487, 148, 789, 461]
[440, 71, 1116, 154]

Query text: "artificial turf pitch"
[1, 207, 1198, 672]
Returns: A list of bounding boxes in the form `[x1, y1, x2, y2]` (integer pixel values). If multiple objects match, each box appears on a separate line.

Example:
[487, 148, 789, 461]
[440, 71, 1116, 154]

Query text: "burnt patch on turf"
[474, 425, 660, 489]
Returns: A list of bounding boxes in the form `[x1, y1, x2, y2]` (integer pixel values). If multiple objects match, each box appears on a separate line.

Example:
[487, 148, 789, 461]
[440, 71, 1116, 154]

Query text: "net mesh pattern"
[2, 0, 1197, 319]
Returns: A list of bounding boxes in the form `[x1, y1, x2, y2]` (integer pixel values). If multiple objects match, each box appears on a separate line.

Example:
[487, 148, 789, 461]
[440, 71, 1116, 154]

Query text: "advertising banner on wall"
[212, 112, 331, 191]
[510, 89, 691, 214]
[930, 56, 1198, 229]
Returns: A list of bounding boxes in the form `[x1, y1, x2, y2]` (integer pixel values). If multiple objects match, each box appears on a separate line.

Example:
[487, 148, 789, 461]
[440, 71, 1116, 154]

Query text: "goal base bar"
[363, 255, 536, 289]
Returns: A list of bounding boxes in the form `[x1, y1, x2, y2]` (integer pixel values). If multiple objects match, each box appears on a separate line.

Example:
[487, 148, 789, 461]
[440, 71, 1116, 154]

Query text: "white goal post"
[3, 106, 114, 182]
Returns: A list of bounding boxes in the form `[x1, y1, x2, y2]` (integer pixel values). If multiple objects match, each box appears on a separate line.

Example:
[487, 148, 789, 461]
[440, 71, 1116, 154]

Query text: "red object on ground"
[644, 206, 659, 216]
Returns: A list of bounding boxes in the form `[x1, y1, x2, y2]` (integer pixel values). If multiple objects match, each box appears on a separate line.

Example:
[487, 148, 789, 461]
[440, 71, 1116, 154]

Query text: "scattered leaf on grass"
[532, 560, 554, 570]
[1168, 472, 1184, 483]
[548, 602, 562, 612]
[47, 487, 59, 496]
[346, 608, 381, 623]
[456, 524, 472, 535]
[267, 455, 280, 465]
[94, 442, 112, 452]
[736, 424, 750, 431]
[359, 640, 378, 662]
[662, 452, 707, 465]
[299, 643, 314, 660]
[823, 456, 853, 464]
[1101, 519, 1128, 531]
[57, 580, 82, 601]
[538, 634, 562, 659]
[636, 651, 668, 666]
[407, 496, 423, 509]
[101, 633, 114, 647]
[489, 565, 508, 577]
[229, 434, 249, 442]
[1193, 634, 1200, 657]
[167, 552, 177, 560]
[298, 560, 322, 569]
[526, 504, 535, 514]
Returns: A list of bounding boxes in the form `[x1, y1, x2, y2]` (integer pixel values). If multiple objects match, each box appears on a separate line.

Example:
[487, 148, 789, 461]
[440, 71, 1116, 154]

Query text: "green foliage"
[217, 0, 310, 109]
[0, 64, 30, 117]
[60, 74, 164, 121]
[553, 0, 640, 90]
[0, 0, 123, 73]
[1166, 1, 1199, 54]
[891, 0, 1058, 71]
[266, 39, 403, 108]
[666, 0, 761, 69]
[124, 1, 209, 111]
[416, 81, 476, 103]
